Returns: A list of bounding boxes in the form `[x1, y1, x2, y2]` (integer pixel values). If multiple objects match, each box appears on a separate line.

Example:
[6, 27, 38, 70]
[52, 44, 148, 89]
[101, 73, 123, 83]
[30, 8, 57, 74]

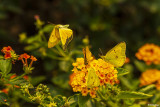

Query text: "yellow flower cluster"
[140, 69, 160, 90]
[70, 58, 118, 98]
[136, 43, 160, 65]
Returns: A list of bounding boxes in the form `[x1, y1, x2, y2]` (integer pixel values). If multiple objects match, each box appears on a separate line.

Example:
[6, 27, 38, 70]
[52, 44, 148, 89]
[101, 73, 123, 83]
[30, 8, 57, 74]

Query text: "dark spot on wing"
[91, 76, 93, 79]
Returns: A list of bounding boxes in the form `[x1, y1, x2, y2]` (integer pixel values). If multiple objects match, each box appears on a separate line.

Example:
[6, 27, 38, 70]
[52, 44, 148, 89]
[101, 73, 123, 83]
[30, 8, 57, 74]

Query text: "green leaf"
[78, 94, 90, 107]
[124, 99, 135, 105]
[94, 101, 106, 107]
[116, 68, 129, 76]
[24, 43, 41, 51]
[31, 76, 46, 85]
[151, 92, 160, 103]
[138, 84, 156, 93]
[26, 35, 41, 44]
[42, 24, 54, 33]
[51, 74, 70, 89]
[151, 93, 160, 103]
[67, 94, 78, 107]
[119, 76, 133, 90]
[117, 91, 152, 99]
[129, 104, 141, 107]
[59, 61, 71, 72]
[9, 78, 29, 85]
[123, 64, 134, 73]
[134, 60, 147, 72]
[0, 59, 12, 75]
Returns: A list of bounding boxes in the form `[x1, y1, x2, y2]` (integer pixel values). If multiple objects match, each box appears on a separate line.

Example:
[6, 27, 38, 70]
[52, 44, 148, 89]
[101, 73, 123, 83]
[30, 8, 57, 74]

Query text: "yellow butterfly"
[102, 42, 126, 67]
[83, 46, 93, 65]
[87, 67, 100, 88]
[48, 24, 73, 50]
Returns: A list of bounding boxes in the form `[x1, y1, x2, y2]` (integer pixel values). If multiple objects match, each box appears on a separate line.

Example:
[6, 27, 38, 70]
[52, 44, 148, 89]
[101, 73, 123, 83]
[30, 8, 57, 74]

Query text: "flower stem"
[55, 44, 66, 57]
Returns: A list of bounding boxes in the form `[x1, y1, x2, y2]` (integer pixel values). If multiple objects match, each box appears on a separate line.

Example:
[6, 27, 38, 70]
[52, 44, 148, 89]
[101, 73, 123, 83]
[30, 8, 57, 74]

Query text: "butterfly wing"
[83, 46, 93, 65]
[104, 42, 126, 67]
[87, 68, 100, 88]
[59, 27, 73, 50]
[48, 27, 61, 48]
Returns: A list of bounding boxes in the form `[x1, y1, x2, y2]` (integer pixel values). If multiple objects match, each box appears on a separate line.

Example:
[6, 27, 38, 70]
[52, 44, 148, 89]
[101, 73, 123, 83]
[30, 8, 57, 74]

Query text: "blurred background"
[1, 0, 160, 52]
[1, 0, 160, 105]
[1, 0, 160, 55]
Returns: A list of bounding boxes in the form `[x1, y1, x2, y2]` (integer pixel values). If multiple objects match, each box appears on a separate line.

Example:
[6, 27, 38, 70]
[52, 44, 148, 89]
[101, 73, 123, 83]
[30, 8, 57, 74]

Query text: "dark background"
[1, 0, 160, 52]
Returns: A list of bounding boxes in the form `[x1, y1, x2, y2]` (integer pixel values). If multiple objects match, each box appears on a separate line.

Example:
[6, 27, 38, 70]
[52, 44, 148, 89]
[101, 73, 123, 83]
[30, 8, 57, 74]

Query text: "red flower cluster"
[18, 53, 37, 68]
[1, 46, 13, 59]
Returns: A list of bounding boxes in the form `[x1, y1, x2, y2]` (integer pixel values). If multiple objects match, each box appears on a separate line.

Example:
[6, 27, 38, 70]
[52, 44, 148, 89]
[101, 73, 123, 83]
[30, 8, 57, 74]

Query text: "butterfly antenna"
[47, 21, 55, 25]
[98, 48, 104, 57]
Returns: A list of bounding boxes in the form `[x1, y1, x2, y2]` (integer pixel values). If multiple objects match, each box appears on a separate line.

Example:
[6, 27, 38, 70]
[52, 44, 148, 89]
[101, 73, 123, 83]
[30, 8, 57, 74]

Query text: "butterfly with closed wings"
[48, 24, 73, 51]
[83, 46, 100, 88]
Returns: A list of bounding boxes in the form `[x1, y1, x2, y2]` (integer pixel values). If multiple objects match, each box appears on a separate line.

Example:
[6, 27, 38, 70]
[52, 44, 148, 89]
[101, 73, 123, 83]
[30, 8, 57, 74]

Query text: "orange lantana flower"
[136, 43, 160, 65]
[140, 69, 160, 90]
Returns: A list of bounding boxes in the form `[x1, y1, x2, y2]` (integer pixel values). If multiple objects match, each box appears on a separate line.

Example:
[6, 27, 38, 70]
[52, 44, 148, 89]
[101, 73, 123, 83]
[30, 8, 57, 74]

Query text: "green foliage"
[117, 68, 129, 76]
[134, 60, 148, 72]
[151, 93, 160, 103]
[67, 94, 79, 107]
[51, 73, 70, 89]
[30, 76, 46, 86]
[0, 59, 12, 76]
[78, 94, 90, 107]
[0, 92, 9, 106]
[59, 60, 72, 72]
[119, 76, 134, 90]
[9, 77, 29, 85]
[116, 91, 152, 99]
[54, 95, 66, 107]
[138, 85, 156, 93]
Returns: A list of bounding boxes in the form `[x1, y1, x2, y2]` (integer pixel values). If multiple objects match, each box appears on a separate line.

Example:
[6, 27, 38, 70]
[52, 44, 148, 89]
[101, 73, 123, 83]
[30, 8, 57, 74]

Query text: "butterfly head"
[56, 24, 69, 28]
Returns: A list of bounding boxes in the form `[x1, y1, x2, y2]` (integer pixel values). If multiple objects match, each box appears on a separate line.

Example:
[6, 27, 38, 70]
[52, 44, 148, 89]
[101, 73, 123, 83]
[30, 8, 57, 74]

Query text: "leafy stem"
[10, 73, 27, 82]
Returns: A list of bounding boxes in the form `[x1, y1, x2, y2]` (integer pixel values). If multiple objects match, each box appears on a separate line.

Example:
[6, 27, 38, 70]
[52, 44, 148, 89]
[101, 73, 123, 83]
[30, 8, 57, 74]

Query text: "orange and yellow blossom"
[70, 58, 118, 98]
[90, 89, 96, 98]
[140, 69, 160, 90]
[81, 88, 89, 96]
[136, 43, 160, 65]
[1, 88, 9, 94]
